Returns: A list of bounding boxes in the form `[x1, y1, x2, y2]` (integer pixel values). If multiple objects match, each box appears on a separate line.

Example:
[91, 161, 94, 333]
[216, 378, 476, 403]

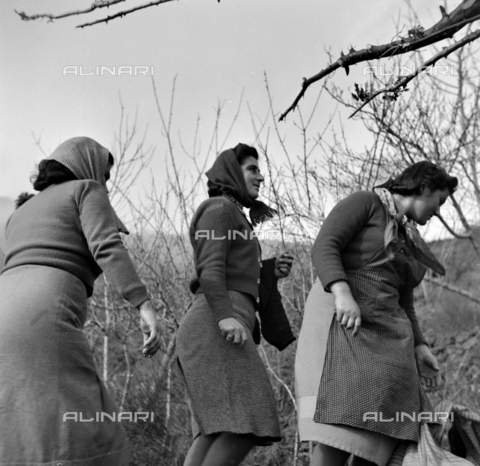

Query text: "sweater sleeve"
[398, 285, 427, 346]
[191, 201, 236, 322]
[312, 191, 377, 291]
[75, 181, 149, 308]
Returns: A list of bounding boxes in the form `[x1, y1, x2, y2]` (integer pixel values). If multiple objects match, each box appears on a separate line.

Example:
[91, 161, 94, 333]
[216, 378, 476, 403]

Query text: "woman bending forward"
[295, 161, 457, 466]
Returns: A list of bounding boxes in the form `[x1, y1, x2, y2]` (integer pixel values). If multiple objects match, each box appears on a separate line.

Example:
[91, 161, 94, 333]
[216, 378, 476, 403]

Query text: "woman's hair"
[208, 143, 259, 197]
[379, 161, 458, 196]
[31, 160, 78, 191]
[16, 153, 115, 208]
[15, 193, 35, 209]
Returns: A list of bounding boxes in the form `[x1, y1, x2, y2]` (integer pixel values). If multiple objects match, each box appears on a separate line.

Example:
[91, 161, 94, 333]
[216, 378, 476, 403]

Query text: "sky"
[0, 0, 442, 205]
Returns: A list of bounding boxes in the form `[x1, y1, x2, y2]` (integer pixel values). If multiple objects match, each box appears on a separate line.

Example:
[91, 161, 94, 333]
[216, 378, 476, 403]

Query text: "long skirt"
[0, 265, 131, 466]
[295, 280, 398, 466]
[176, 291, 281, 445]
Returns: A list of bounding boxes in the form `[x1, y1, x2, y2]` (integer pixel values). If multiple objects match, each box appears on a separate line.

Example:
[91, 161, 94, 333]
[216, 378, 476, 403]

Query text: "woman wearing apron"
[295, 161, 458, 466]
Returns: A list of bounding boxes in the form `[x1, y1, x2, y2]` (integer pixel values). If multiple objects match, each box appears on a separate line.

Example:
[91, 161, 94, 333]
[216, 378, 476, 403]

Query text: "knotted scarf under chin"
[205, 148, 277, 227]
[374, 187, 446, 276]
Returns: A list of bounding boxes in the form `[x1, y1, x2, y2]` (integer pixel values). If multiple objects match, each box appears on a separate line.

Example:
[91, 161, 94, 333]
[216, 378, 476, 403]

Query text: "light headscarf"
[373, 186, 445, 275]
[47, 137, 129, 234]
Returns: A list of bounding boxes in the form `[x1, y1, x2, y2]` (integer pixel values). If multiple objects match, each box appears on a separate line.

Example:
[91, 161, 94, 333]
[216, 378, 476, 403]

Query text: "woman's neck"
[391, 193, 411, 219]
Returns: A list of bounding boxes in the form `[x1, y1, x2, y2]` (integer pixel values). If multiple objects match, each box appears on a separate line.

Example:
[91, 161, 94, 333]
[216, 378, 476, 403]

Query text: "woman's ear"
[418, 181, 428, 195]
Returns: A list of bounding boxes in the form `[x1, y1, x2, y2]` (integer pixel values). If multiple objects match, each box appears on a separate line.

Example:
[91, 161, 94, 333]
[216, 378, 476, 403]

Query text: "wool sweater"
[2, 180, 149, 308]
[189, 197, 262, 323]
[311, 190, 426, 346]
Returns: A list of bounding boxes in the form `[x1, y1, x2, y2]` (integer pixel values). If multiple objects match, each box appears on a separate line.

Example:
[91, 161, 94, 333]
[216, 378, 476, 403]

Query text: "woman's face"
[407, 186, 450, 225]
[240, 156, 264, 200]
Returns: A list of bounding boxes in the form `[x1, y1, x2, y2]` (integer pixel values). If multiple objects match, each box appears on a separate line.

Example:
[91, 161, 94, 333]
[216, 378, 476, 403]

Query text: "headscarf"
[205, 148, 277, 227]
[47, 137, 129, 234]
[373, 187, 446, 275]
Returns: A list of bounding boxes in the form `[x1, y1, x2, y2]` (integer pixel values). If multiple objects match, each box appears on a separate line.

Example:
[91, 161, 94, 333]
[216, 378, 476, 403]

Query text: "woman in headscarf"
[176, 144, 295, 466]
[0, 136, 161, 465]
[295, 161, 458, 466]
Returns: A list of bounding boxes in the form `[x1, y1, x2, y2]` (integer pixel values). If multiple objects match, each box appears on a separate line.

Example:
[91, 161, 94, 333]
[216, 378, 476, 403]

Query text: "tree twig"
[349, 28, 480, 118]
[280, 0, 480, 121]
[15, 0, 126, 22]
[424, 275, 480, 306]
[77, 0, 176, 28]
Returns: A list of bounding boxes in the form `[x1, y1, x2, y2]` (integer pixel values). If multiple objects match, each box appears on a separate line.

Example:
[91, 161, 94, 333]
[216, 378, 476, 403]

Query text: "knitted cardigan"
[189, 196, 295, 350]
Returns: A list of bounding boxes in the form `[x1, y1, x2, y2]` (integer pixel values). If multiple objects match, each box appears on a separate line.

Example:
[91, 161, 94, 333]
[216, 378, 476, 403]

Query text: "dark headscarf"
[205, 148, 277, 227]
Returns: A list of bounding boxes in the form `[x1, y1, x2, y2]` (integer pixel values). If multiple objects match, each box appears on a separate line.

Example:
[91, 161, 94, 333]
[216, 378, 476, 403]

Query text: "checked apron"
[314, 229, 434, 441]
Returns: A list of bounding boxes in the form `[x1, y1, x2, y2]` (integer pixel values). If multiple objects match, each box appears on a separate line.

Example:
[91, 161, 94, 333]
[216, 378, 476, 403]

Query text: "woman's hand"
[138, 300, 161, 358]
[330, 281, 362, 336]
[274, 252, 294, 279]
[415, 344, 441, 390]
[218, 317, 248, 346]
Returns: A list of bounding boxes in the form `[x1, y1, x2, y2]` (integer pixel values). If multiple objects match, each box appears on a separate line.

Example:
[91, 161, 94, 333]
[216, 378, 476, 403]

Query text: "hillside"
[419, 227, 480, 337]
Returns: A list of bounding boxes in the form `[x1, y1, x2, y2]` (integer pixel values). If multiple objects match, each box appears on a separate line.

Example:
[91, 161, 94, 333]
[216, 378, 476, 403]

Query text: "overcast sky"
[1, 0, 441, 202]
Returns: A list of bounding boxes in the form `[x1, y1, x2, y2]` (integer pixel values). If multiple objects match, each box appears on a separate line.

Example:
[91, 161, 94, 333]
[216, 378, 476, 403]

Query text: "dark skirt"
[0, 265, 131, 465]
[176, 290, 281, 445]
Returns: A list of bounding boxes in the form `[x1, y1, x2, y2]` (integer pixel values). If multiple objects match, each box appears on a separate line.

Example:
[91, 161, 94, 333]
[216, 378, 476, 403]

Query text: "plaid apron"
[314, 230, 434, 441]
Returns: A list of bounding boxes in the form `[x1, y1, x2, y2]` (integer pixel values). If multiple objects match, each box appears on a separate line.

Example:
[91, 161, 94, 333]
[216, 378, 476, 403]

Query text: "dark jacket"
[253, 257, 296, 351]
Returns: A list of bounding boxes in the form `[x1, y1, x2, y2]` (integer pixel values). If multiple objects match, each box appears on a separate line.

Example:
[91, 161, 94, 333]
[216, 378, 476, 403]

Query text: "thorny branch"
[280, 0, 480, 121]
[349, 28, 480, 118]
[15, 0, 176, 29]
[15, 0, 127, 22]
[77, 0, 176, 28]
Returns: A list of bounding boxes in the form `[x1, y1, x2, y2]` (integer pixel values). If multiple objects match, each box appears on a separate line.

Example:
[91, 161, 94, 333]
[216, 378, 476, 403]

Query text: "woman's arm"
[191, 200, 247, 345]
[398, 286, 427, 347]
[399, 285, 441, 388]
[75, 181, 161, 357]
[75, 180, 149, 307]
[191, 200, 235, 322]
[330, 280, 362, 336]
[312, 191, 377, 291]
[312, 192, 378, 336]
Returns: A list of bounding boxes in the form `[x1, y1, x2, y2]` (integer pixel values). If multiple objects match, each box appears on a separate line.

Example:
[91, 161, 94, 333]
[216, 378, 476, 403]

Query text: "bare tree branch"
[424, 275, 480, 306]
[15, 0, 176, 28]
[435, 213, 472, 239]
[77, 0, 176, 29]
[280, 0, 480, 121]
[349, 28, 480, 119]
[15, 0, 126, 22]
